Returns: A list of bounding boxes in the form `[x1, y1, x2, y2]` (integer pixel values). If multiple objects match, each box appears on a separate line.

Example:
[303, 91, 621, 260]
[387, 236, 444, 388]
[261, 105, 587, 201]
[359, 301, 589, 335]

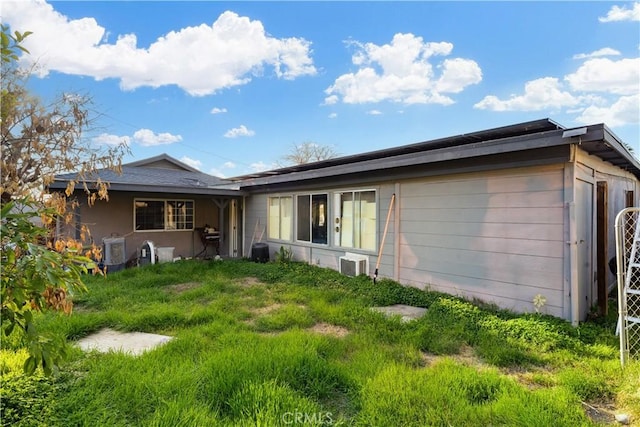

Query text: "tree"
[1, 28, 126, 204]
[1, 26, 125, 374]
[279, 142, 339, 166]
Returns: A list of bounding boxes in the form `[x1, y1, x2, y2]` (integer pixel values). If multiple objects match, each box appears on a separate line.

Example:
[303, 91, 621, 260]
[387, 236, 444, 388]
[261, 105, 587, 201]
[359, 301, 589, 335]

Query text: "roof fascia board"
[563, 124, 640, 178]
[240, 130, 567, 189]
[602, 125, 640, 172]
[245, 145, 571, 193]
[231, 118, 563, 180]
[49, 182, 246, 196]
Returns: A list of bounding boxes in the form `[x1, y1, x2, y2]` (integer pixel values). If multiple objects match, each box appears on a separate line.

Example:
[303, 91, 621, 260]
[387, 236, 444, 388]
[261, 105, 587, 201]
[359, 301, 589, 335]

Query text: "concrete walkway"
[371, 304, 427, 322]
[76, 328, 173, 356]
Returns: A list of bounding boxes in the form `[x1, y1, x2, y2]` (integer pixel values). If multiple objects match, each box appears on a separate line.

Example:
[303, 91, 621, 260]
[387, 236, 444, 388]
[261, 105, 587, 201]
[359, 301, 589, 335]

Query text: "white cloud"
[565, 57, 640, 95]
[133, 129, 182, 146]
[224, 125, 255, 138]
[250, 161, 273, 172]
[323, 95, 339, 105]
[209, 168, 226, 178]
[367, 110, 382, 115]
[599, 2, 640, 22]
[474, 77, 581, 111]
[92, 133, 130, 146]
[210, 107, 228, 114]
[325, 33, 481, 105]
[180, 156, 202, 170]
[209, 161, 237, 177]
[576, 94, 640, 127]
[475, 52, 639, 127]
[328, 112, 338, 119]
[573, 47, 621, 59]
[2, 2, 316, 96]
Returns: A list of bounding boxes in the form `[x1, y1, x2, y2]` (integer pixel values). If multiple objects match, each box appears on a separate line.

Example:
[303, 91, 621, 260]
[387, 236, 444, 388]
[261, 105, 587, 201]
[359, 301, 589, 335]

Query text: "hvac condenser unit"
[339, 253, 369, 277]
[103, 237, 126, 272]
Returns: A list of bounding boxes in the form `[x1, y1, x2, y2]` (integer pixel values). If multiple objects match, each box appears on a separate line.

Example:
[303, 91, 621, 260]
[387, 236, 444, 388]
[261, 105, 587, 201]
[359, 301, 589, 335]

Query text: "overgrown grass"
[1, 259, 638, 426]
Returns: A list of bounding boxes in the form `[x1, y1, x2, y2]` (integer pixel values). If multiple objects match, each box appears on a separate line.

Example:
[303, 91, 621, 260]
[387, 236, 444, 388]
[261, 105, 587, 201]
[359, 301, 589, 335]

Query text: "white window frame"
[333, 189, 377, 252]
[268, 195, 293, 241]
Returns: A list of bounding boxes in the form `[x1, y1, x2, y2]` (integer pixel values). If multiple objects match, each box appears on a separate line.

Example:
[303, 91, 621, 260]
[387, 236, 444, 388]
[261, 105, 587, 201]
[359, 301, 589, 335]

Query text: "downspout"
[242, 196, 246, 259]
[394, 182, 401, 282]
[568, 199, 580, 326]
[566, 145, 580, 326]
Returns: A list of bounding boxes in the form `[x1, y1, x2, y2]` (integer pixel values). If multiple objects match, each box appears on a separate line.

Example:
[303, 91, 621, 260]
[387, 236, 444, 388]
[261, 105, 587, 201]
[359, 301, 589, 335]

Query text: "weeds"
[1, 259, 637, 426]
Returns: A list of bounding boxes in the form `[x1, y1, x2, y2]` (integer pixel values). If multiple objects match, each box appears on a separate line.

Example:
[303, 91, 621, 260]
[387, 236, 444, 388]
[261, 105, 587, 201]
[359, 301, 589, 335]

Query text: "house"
[234, 119, 640, 324]
[52, 119, 640, 324]
[50, 154, 246, 264]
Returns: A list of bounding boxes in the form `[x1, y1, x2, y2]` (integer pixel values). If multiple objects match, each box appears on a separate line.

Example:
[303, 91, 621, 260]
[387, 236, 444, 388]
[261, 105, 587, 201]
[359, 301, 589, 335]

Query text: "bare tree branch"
[279, 141, 339, 166]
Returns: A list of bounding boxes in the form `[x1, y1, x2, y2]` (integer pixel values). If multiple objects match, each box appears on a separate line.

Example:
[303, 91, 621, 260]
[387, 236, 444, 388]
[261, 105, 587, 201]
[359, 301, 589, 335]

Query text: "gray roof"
[51, 153, 243, 196]
[232, 119, 640, 191]
[51, 120, 640, 196]
[232, 118, 563, 181]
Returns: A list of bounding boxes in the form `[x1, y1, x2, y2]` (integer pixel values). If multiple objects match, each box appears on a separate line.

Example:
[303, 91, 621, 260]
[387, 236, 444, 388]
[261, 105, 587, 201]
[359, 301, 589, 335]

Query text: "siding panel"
[398, 167, 565, 314]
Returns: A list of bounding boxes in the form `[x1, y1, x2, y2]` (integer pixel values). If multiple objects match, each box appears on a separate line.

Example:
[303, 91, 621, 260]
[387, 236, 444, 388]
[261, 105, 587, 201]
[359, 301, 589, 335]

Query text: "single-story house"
[50, 154, 246, 264]
[52, 119, 640, 324]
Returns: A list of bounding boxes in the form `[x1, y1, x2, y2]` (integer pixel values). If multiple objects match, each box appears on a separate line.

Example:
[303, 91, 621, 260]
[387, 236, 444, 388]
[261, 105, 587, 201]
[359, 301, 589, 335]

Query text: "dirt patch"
[165, 282, 201, 293]
[581, 400, 617, 425]
[421, 346, 487, 368]
[422, 346, 488, 367]
[498, 365, 557, 391]
[72, 304, 99, 314]
[235, 277, 263, 287]
[309, 322, 349, 338]
[420, 351, 621, 424]
[252, 303, 283, 315]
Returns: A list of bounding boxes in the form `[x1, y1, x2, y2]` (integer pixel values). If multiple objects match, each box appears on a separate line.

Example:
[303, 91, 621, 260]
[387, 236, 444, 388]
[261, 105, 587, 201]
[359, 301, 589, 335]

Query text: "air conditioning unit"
[339, 253, 369, 277]
[103, 237, 126, 272]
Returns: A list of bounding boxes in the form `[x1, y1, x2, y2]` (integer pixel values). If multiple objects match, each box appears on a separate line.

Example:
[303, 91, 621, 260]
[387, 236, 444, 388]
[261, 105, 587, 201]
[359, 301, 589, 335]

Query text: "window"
[135, 199, 194, 231]
[336, 190, 376, 251]
[268, 196, 292, 240]
[297, 194, 328, 244]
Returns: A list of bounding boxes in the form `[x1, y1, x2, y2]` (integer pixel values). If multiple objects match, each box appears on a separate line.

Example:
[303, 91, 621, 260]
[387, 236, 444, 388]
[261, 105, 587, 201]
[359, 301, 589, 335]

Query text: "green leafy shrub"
[275, 246, 293, 264]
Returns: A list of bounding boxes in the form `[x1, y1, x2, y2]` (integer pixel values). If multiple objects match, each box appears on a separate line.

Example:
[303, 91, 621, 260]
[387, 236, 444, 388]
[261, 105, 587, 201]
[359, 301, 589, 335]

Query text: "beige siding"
[244, 193, 269, 258]
[575, 148, 639, 303]
[245, 185, 398, 272]
[397, 166, 565, 317]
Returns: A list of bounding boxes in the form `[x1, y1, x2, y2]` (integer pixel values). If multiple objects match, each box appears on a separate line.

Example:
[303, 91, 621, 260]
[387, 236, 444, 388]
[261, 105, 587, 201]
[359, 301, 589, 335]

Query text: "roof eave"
[49, 181, 246, 196]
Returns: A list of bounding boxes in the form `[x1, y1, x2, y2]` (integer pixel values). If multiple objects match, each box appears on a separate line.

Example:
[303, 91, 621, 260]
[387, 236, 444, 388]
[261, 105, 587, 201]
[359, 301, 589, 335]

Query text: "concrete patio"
[76, 328, 173, 356]
[371, 304, 427, 322]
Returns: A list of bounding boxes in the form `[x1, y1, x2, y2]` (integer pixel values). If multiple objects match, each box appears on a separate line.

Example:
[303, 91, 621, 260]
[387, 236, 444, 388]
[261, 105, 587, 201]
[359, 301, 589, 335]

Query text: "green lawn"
[1, 259, 638, 426]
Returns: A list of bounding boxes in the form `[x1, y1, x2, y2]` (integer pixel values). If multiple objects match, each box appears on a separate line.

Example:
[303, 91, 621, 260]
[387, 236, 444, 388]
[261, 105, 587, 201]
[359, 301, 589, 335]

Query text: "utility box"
[103, 237, 126, 272]
[139, 241, 156, 266]
[156, 247, 175, 263]
[251, 243, 269, 263]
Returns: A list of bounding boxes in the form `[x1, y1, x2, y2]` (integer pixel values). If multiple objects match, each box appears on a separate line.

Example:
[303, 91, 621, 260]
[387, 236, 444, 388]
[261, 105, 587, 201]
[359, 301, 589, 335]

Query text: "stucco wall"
[67, 191, 221, 262]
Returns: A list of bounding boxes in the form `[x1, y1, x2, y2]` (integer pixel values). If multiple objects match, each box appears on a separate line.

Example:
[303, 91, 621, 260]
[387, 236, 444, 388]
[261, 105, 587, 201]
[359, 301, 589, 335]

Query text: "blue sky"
[4, 1, 639, 177]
